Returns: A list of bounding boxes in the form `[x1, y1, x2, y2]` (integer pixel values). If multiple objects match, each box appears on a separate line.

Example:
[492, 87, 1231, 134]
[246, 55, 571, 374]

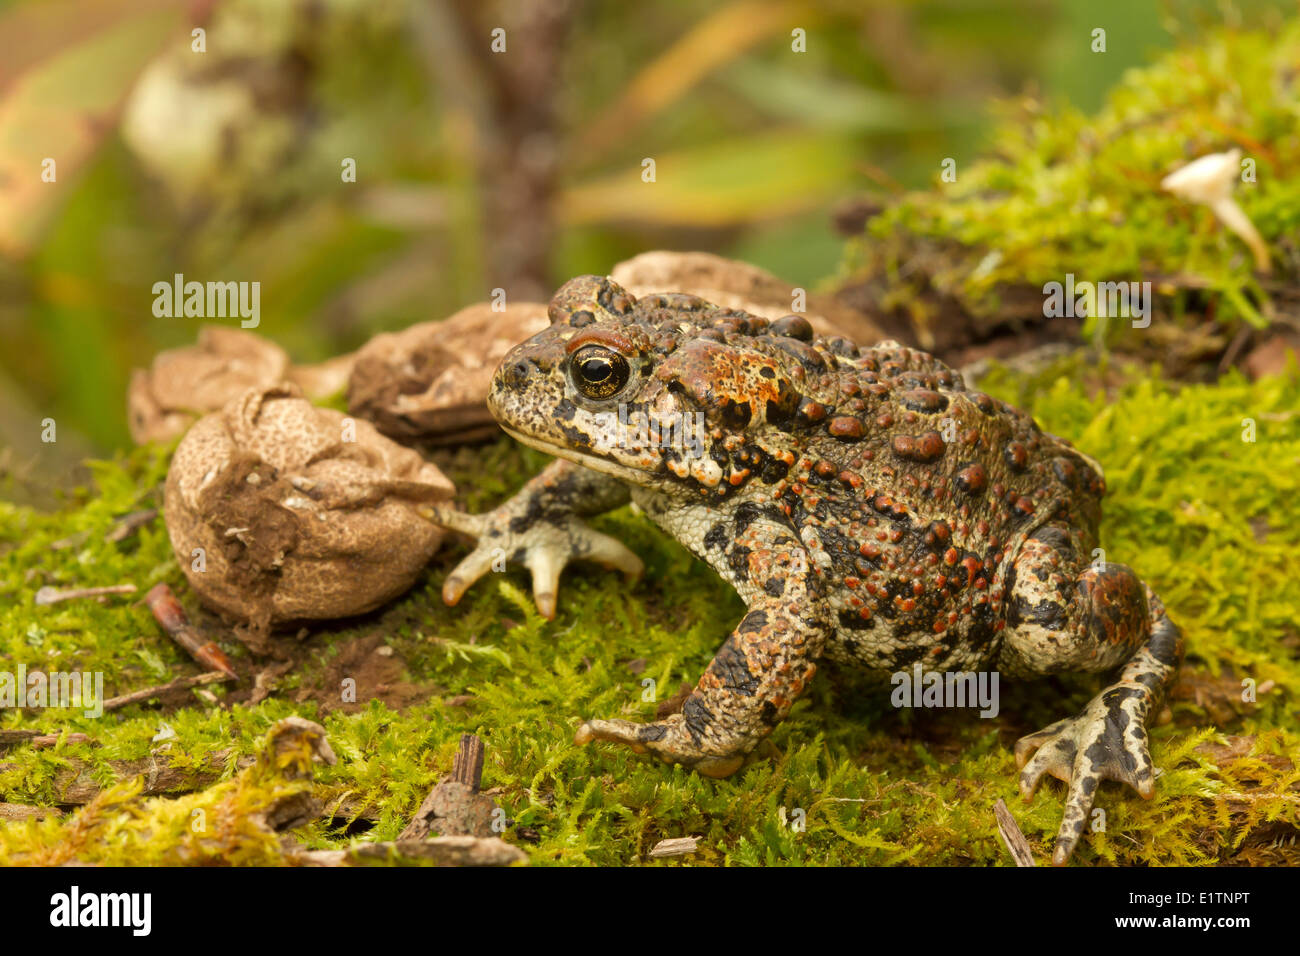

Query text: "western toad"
[432, 276, 1183, 865]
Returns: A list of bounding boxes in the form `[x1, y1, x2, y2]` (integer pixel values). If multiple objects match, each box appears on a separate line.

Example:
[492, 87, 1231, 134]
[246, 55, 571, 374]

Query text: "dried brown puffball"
[347, 302, 549, 445]
[129, 326, 355, 445]
[164, 385, 454, 633]
[129, 327, 288, 444]
[610, 251, 887, 344]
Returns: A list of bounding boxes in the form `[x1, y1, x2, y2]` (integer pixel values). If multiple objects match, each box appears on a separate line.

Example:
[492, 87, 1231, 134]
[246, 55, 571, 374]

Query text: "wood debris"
[34, 584, 136, 606]
[0, 729, 90, 749]
[993, 798, 1037, 867]
[104, 508, 158, 543]
[298, 836, 526, 867]
[0, 803, 63, 822]
[400, 733, 498, 840]
[143, 583, 238, 679]
[102, 671, 232, 713]
[649, 836, 700, 859]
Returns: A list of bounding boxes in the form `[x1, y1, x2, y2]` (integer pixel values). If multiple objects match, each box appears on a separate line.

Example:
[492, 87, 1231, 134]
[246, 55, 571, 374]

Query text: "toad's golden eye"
[569, 346, 630, 401]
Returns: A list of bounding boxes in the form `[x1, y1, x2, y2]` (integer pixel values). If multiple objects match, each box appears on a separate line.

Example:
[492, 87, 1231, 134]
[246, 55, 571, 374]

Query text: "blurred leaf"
[0, 0, 180, 91]
[575, 0, 808, 161]
[562, 129, 860, 226]
[0, 6, 181, 256]
[721, 61, 970, 132]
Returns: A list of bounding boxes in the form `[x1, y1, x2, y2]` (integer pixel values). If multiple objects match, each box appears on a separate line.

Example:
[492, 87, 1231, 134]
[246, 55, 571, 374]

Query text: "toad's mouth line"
[498, 423, 648, 485]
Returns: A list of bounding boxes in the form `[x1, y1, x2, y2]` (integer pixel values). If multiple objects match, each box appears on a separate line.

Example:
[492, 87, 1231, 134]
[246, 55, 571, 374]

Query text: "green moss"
[842, 22, 1300, 337]
[2, 361, 1298, 866]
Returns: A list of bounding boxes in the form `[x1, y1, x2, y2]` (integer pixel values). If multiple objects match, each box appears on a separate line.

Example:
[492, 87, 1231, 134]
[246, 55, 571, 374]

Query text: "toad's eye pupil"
[570, 346, 630, 400]
[580, 358, 611, 383]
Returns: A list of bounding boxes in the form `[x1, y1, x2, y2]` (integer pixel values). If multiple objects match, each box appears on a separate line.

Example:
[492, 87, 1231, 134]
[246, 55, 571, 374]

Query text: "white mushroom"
[1161, 149, 1271, 274]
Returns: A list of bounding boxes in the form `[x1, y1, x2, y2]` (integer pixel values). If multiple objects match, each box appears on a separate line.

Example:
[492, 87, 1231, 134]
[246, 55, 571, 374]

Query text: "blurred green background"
[0, 0, 1289, 490]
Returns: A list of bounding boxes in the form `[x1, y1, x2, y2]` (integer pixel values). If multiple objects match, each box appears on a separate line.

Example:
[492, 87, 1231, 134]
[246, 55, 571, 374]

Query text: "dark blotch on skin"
[728, 545, 752, 582]
[1148, 615, 1184, 668]
[1084, 688, 1144, 776]
[1009, 594, 1069, 631]
[704, 524, 729, 550]
[721, 400, 752, 430]
[681, 697, 714, 745]
[900, 388, 949, 413]
[760, 457, 790, 483]
[764, 382, 801, 430]
[733, 502, 763, 535]
[558, 422, 594, 449]
[1033, 525, 1075, 554]
[838, 608, 875, 631]
[711, 636, 760, 695]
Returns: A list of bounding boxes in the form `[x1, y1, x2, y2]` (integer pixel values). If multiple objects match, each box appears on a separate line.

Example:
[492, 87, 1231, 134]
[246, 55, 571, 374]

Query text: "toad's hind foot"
[1015, 683, 1156, 866]
[574, 717, 745, 778]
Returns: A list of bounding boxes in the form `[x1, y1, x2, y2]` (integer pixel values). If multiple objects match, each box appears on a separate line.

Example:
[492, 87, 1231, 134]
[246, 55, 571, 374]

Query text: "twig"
[1218, 324, 1254, 374]
[649, 836, 700, 859]
[299, 837, 526, 867]
[0, 803, 63, 822]
[104, 508, 158, 543]
[451, 732, 485, 790]
[102, 671, 231, 713]
[0, 727, 89, 748]
[30, 732, 91, 748]
[50, 530, 90, 551]
[35, 584, 136, 606]
[143, 583, 237, 679]
[19, 748, 242, 805]
[993, 798, 1037, 867]
[400, 733, 496, 840]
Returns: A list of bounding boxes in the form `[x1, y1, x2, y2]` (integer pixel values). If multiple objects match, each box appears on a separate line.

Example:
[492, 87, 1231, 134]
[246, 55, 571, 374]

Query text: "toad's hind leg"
[999, 525, 1184, 865]
[576, 541, 832, 777]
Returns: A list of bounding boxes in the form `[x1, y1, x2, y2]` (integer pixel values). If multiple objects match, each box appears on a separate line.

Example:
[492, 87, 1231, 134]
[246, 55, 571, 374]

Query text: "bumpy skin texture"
[434, 275, 1184, 864]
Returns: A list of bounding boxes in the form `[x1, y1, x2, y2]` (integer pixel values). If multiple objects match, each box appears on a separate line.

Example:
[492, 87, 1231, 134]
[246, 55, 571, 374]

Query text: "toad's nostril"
[502, 358, 537, 387]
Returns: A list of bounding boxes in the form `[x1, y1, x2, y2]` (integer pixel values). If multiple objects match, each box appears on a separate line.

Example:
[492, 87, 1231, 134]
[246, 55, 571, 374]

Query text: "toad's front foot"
[574, 716, 746, 778]
[1015, 682, 1157, 865]
[426, 503, 642, 620]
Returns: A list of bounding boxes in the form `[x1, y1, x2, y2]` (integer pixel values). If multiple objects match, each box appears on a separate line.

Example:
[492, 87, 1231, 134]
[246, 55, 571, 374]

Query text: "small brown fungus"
[164, 385, 454, 632]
